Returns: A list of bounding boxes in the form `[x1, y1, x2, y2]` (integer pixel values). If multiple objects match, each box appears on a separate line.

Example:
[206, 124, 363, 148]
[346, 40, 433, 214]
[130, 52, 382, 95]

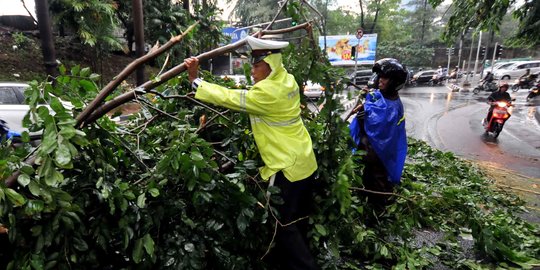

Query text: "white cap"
[246, 36, 289, 51]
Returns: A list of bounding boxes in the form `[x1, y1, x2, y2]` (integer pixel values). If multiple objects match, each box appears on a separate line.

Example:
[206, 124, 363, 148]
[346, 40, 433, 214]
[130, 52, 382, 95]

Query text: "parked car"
[493, 60, 540, 80]
[303, 81, 325, 99]
[0, 82, 30, 133]
[1, 82, 74, 135]
[410, 70, 437, 86]
[349, 69, 373, 86]
[491, 61, 522, 72]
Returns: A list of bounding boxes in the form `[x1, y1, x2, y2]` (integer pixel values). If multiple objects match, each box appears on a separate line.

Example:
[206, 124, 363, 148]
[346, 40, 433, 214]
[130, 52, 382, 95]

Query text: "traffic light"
[351, 46, 356, 60]
[496, 44, 504, 57]
[447, 47, 454, 56]
[480, 46, 486, 57]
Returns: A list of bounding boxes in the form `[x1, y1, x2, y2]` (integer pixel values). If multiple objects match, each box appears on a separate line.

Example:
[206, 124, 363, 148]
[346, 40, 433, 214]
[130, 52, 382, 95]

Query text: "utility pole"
[463, 32, 475, 87]
[480, 31, 494, 78]
[457, 30, 465, 71]
[473, 31, 482, 78]
[490, 42, 498, 73]
[446, 47, 452, 73]
[133, 0, 145, 86]
[35, 0, 58, 80]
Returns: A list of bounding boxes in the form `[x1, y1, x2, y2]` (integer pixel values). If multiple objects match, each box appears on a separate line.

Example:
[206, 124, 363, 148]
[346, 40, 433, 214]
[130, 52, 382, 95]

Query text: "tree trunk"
[132, 0, 145, 86]
[183, 0, 189, 11]
[369, 0, 381, 34]
[35, 0, 58, 79]
[420, 0, 428, 45]
[359, 0, 365, 29]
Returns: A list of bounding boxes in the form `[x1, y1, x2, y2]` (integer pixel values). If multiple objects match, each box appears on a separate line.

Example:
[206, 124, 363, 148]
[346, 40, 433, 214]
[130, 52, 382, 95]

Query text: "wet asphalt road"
[399, 84, 540, 178]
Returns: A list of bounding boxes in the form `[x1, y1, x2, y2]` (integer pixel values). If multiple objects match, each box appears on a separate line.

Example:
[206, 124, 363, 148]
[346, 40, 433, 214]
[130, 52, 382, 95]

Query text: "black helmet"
[371, 58, 408, 91]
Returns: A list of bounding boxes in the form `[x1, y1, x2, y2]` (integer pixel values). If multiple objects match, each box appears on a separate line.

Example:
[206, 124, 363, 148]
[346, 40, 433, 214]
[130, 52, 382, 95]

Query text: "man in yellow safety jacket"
[184, 36, 319, 269]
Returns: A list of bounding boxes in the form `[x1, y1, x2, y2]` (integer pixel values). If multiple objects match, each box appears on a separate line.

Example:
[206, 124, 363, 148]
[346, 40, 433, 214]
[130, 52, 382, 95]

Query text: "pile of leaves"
[1, 27, 539, 270]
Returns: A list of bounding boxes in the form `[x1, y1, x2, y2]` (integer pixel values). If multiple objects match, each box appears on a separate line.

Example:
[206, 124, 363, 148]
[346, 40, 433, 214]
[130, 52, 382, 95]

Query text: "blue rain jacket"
[349, 90, 407, 184]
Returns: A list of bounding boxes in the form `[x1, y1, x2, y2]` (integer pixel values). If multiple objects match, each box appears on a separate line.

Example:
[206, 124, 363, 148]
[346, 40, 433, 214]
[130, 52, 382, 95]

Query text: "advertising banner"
[222, 27, 249, 44]
[319, 34, 378, 66]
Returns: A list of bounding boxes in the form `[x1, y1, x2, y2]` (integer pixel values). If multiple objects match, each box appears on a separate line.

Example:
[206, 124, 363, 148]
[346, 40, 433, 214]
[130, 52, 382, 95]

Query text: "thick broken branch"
[76, 22, 199, 127]
[84, 22, 313, 125]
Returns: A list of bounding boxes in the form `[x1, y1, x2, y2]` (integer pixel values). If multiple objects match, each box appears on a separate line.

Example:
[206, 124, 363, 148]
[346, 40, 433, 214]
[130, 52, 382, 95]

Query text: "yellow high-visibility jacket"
[194, 53, 317, 181]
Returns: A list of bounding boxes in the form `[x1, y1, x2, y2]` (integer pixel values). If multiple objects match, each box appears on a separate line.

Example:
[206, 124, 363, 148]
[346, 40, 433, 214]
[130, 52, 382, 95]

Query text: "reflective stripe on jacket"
[194, 53, 317, 181]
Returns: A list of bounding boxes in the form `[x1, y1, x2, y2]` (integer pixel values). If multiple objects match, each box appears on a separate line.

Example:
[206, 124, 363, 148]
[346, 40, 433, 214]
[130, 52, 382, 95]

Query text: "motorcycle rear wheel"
[511, 85, 519, 92]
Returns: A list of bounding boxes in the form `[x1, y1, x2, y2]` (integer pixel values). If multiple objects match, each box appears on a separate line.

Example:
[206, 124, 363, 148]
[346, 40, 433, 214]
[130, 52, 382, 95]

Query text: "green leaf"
[5, 188, 26, 206]
[49, 97, 64, 113]
[45, 169, 64, 186]
[79, 80, 95, 92]
[89, 73, 101, 81]
[58, 127, 77, 139]
[54, 143, 72, 167]
[143, 234, 155, 257]
[80, 67, 91, 77]
[132, 238, 143, 263]
[137, 193, 146, 208]
[315, 224, 327, 236]
[148, 188, 160, 197]
[73, 237, 88, 251]
[17, 174, 31, 187]
[71, 65, 80, 76]
[190, 151, 204, 161]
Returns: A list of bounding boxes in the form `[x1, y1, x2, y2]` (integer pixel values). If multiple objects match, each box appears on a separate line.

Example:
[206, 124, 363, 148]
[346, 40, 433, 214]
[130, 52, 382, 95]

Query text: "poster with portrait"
[319, 34, 378, 66]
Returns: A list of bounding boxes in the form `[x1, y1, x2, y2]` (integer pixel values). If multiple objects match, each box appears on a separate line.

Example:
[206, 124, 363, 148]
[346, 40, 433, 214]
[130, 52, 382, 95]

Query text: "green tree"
[429, 0, 540, 47]
[229, 0, 281, 26]
[49, 0, 121, 49]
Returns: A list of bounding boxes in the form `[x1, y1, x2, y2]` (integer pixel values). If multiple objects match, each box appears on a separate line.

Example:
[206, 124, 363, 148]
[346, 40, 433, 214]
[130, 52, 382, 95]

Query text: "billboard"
[319, 34, 378, 66]
[222, 27, 249, 44]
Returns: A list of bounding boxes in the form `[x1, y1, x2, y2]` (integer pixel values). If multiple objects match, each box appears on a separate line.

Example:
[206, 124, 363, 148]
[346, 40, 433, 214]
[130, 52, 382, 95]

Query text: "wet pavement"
[399, 84, 540, 179]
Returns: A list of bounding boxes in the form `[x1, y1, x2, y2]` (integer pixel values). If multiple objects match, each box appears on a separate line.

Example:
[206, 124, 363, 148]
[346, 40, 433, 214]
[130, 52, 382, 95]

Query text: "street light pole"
[473, 31, 482, 78]
[491, 42, 499, 73]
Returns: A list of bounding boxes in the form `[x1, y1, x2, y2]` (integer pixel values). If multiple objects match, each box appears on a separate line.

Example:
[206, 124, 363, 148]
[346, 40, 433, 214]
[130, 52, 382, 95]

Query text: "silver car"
[0, 82, 30, 133]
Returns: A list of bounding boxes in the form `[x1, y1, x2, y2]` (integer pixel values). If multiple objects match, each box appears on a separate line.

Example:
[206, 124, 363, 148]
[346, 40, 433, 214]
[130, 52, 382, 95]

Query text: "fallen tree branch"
[5, 22, 313, 188]
[76, 22, 199, 127]
[84, 22, 313, 125]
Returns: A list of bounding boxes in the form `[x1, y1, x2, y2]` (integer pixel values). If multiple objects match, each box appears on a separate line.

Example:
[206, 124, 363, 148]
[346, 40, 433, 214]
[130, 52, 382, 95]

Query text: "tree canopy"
[429, 0, 540, 47]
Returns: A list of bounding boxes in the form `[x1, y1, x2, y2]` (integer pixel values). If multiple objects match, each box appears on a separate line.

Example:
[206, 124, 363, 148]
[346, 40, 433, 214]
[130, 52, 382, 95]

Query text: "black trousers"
[269, 171, 319, 270]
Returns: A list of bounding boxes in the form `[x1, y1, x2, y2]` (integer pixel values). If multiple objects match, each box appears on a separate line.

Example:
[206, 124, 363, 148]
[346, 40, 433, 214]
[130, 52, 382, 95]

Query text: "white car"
[303, 81, 325, 99]
[0, 82, 30, 133]
[219, 75, 248, 87]
[493, 60, 540, 80]
[0, 82, 73, 134]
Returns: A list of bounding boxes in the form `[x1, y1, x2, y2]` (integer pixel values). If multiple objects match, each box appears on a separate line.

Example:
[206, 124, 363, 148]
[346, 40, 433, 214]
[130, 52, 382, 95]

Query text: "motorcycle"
[429, 74, 445, 86]
[527, 85, 540, 102]
[473, 80, 498, 94]
[483, 101, 511, 138]
[511, 76, 537, 92]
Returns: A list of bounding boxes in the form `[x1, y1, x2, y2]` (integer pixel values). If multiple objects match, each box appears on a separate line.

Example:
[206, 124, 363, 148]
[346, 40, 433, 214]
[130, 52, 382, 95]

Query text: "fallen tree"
[1, 1, 539, 269]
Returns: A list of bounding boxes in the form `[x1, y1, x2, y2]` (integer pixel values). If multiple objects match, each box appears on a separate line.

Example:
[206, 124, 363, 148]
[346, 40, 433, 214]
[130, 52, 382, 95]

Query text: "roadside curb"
[535, 106, 540, 125]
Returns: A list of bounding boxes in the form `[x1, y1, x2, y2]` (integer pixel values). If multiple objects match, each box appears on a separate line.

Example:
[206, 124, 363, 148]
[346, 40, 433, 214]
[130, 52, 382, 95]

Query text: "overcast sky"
[1, 0, 36, 16]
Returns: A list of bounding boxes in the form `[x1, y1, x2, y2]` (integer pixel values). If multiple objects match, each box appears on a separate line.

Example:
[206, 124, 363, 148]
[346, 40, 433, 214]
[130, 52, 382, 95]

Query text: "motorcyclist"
[482, 71, 494, 83]
[349, 58, 408, 203]
[481, 71, 495, 90]
[450, 66, 459, 80]
[519, 69, 531, 81]
[485, 82, 512, 123]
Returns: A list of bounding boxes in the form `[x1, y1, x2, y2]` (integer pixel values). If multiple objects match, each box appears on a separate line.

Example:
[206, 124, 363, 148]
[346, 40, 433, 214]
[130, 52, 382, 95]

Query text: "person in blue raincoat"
[0, 119, 20, 141]
[349, 58, 408, 202]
